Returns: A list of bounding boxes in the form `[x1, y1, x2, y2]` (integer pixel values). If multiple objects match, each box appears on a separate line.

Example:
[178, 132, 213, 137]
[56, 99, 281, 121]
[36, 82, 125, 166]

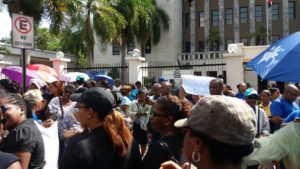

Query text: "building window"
[240, 38, 248, 46]
[112, 43, 120, 55]
[198, 41, 204, 52]
[194, 71, 202, 76]
[225, 8, 233, 25]
[145, 39, 151, 54]
[185, 42, 191, 53]
[211, 10, 219, 26]
[272, 3, 279, 21]
[207, 71, 217, 77]
[240, 7, 248, 23]
[185, 13, 190, 29]
[272, 35, 280, 44]
[199, 11, 205, 27]
[255, 5, 263, 22]
[127, 42, 135, 54]
[289, 1, 296, 19]
[225, 39, 233, 51]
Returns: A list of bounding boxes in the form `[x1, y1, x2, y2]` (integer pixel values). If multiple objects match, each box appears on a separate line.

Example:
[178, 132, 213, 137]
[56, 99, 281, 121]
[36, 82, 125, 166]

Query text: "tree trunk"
[87, 46, 94, 66]
[120, 34, 127, 83]
[141, 43, 145, 57]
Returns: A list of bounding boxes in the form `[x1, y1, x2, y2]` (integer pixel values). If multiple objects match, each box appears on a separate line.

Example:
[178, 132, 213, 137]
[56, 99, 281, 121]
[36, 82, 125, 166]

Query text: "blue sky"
[0, 8, 49, 39]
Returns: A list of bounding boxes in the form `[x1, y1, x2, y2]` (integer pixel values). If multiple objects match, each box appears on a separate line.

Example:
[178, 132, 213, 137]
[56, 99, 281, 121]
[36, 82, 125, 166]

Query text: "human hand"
[179, 86, 187, 100]
[160, 161, 182, 169]
[42, 119, 54, 128]
[294, 118, 300, 123]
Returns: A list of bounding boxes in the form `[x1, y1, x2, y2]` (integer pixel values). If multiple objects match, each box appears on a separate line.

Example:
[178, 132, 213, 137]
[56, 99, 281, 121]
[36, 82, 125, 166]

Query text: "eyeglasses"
[74, 105, 88, 112]
[64, 92, 74, 95]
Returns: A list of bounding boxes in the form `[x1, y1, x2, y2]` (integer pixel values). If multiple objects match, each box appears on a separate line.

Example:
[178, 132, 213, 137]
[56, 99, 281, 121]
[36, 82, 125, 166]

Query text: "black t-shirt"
[142, 134, 183, 169]
[0, 151, 19, 169]
[59, 126, 142, 169]
[0, 119, 45, 169]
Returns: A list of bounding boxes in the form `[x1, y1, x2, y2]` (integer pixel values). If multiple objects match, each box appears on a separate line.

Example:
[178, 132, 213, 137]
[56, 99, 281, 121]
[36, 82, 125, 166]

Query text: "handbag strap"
[58, 97, 65, 119]
[160, 141, 179, 164]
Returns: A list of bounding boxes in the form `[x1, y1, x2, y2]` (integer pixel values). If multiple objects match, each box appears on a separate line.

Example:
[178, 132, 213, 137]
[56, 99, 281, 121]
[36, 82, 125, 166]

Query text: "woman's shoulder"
[0, 151, 19, 169]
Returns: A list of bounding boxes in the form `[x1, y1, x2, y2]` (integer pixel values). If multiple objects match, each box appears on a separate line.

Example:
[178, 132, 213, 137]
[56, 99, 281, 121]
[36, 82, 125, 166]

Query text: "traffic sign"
[12, 13, 34, 49]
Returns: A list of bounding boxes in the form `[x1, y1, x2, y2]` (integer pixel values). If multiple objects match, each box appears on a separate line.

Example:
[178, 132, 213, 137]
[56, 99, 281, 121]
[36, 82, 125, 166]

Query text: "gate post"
[125, 56, 145, 84]
[223, 44, 245, 93]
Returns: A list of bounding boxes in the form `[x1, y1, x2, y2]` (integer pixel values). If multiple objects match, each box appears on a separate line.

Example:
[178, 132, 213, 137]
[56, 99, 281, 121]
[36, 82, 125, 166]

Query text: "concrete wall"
[0, 43, 77, 67]
[93, 0, 182, 64]
[224, 44, 269, 93]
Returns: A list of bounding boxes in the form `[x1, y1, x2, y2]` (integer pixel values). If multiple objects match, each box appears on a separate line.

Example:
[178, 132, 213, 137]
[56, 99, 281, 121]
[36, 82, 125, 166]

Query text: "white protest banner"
[181, 75, 215, 96]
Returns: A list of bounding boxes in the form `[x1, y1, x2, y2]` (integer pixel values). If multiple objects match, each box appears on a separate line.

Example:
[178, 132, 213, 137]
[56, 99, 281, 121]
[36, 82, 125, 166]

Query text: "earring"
[192, 151, 201, 163]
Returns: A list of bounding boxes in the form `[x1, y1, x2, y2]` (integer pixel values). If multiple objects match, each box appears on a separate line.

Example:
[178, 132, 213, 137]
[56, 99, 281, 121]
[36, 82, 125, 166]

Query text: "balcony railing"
[177, 52, 223, 61]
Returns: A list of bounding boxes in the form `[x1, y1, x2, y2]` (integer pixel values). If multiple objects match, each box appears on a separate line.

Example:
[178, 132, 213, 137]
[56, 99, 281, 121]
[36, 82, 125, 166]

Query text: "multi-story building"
[183, 0, 300, 53]
[93, 0, 300, 87]
[95, 0, 300, 65]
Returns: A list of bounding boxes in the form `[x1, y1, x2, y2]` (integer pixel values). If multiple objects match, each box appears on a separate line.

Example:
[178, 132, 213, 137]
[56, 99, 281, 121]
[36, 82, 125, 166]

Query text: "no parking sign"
[12, 13, 34, 49]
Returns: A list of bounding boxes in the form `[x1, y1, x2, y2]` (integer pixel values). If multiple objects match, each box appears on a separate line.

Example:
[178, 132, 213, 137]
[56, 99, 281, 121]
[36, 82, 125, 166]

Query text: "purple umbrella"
[1, 66, 42, 86]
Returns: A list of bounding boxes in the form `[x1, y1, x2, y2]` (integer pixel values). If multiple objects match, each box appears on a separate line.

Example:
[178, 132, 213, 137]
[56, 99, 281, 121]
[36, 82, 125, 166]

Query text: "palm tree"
[249, 26, 267, 45]
[2, 0, 71, 32]
[113, 0, 169, 81]
[137, 0, 170, 57]
[61, 0, 126, 66]
[207, 29, 221, 51]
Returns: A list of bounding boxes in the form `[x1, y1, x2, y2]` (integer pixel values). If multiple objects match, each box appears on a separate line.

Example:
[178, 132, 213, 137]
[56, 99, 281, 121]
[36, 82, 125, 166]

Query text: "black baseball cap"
[70, 87, 115, 119]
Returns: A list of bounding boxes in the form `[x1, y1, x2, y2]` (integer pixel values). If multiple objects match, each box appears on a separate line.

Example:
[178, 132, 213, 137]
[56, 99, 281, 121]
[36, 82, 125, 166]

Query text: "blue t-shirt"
[270, 97, 299, 118]
[235, 92, 244, 100]
[128, 89, 138, 101]
[284, 110, 300, 123]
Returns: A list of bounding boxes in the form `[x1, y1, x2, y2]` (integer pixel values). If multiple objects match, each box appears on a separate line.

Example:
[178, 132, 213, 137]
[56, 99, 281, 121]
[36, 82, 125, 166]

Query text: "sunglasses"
[0, 106, 7, 124]
[0, 106, 7, 113]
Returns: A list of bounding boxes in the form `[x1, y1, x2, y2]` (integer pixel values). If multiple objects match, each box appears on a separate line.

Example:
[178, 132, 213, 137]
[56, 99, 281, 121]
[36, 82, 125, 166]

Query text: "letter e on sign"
[12, 13, 34, 49]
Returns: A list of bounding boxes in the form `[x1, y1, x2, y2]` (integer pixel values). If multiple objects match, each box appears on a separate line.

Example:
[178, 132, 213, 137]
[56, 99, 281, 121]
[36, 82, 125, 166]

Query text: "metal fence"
[65, 63, 129, 84]
[140, 59, 226, 87]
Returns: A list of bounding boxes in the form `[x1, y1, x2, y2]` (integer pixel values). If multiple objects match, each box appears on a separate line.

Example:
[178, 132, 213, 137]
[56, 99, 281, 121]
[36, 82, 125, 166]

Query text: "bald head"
[160, 82, 172, 96]
[283, 85, 299, 102]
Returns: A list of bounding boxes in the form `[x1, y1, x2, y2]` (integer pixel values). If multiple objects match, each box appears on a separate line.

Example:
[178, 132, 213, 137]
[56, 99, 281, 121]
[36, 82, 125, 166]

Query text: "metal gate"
[65, 64, 129, 84]
[140, 60, 226, 87]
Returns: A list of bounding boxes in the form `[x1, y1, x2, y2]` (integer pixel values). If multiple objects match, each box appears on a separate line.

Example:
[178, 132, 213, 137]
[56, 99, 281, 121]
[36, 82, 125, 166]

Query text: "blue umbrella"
[93, 74, 114, 85]
[247, 31, 300, 83]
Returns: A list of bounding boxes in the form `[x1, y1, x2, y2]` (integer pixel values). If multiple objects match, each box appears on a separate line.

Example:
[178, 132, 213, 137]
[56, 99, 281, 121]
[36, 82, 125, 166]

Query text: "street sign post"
[12, 13, 34, 93]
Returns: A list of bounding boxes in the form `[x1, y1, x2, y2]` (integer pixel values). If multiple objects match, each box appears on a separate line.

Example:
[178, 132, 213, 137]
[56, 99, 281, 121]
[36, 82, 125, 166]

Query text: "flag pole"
[266, 1, 269, 45]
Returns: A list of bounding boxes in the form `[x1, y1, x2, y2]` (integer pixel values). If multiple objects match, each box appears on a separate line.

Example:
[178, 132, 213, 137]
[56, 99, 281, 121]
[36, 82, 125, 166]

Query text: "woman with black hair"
[0, 93, 45, 169]
[0, 79, 19, 93]
[129, 90, 151, 156]
[142, 95, 192, 169]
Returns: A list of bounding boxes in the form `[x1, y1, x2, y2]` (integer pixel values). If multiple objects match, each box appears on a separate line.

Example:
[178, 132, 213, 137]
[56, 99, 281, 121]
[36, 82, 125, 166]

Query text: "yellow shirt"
[259, 102, 271, 117]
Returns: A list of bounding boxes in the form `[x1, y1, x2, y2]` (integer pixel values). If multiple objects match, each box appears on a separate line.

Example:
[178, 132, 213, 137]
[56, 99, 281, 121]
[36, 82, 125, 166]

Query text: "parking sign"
[12, 13, 34, 49]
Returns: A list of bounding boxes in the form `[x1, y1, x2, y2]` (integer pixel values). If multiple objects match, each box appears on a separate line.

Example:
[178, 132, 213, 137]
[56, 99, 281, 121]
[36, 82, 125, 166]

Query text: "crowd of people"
[0, 76, 299, 169]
